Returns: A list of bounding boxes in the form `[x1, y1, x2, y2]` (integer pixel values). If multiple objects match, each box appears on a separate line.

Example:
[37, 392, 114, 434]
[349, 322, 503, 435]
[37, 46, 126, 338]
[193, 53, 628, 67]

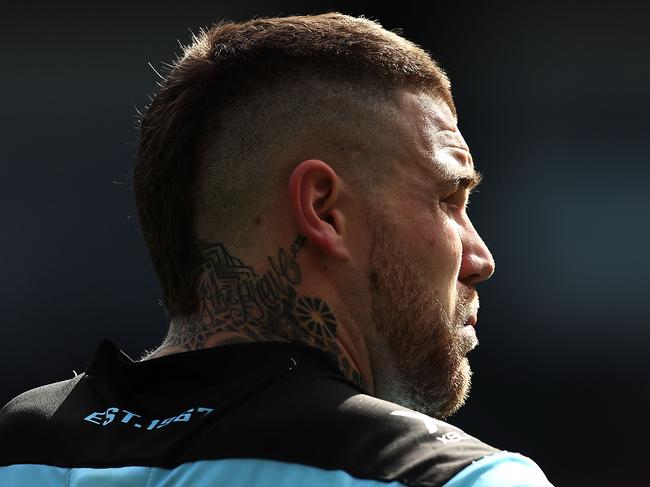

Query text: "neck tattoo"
[163, 235, 365, 390]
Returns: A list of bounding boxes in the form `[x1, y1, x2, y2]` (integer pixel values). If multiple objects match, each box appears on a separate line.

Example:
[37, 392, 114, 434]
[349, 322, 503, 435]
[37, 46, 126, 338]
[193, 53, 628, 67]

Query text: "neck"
[144, 235, 371, 393]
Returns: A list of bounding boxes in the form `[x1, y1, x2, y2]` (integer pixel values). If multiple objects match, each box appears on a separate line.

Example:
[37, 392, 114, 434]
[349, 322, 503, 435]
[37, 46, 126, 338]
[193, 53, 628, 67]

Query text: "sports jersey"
[0, 338, 552, 486]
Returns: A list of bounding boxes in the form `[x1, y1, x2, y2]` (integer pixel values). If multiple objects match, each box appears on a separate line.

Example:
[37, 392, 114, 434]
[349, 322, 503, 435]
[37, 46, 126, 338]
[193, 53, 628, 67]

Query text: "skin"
[145, 88, 494, 418]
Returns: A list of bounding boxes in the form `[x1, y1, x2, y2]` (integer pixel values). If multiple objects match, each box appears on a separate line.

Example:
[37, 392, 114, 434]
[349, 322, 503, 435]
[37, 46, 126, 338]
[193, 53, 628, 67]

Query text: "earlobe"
[288, 159, 350, 260]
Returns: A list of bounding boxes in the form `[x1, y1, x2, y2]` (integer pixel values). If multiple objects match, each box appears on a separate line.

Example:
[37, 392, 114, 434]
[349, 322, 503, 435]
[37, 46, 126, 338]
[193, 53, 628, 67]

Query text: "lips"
[466, 314, 477, 327]
[460, 323, 478, 352]
[461, 308, 479, 352]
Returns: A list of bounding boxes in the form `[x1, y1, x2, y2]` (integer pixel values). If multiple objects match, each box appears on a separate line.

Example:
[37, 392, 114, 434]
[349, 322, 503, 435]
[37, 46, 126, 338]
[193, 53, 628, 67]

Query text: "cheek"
[413, 210, 463, 277]
[440, 221, 463, 275]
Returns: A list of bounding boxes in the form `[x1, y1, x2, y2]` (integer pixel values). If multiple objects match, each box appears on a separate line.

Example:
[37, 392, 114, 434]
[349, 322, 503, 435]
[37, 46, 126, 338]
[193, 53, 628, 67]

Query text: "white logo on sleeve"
[390, 409, 471, 444]
[390, 410, 438, 433]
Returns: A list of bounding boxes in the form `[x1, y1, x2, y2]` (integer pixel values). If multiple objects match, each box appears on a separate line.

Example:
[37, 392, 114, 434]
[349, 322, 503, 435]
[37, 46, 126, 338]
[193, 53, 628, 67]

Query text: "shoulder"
[328, 392, 498, 484]
[262, 373, 522, 486]
[316, 390, 553, 486]
[0, 375, 82, 464]
[0, 375, 81, 421]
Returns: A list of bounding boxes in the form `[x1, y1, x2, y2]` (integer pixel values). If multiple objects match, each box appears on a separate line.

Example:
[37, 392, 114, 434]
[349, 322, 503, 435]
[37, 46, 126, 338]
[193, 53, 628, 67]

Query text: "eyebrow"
[439, 170, 483, 192]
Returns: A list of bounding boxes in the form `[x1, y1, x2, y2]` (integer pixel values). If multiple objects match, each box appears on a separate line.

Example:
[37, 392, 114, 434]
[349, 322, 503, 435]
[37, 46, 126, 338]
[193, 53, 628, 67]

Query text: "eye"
[440, 188, 468, 211]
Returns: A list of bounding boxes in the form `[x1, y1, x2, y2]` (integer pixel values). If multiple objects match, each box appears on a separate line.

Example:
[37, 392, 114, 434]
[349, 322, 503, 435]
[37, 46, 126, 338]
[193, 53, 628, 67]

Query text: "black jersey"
[0, 339, 551, 486]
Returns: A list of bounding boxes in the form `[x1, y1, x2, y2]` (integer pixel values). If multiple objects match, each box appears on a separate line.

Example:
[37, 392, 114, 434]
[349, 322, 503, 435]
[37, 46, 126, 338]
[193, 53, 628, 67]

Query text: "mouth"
[460, 323, 478, 353]
[460, 312, 479, 353]
[465, 314, 478, 327]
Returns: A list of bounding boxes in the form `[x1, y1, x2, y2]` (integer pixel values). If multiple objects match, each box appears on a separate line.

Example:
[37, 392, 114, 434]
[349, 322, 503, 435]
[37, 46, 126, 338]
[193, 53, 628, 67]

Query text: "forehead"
[396, 90, 476, 184]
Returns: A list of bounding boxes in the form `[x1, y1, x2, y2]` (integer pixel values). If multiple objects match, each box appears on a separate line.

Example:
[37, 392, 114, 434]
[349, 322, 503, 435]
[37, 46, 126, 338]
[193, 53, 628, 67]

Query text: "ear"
[288, 159, 350, 260]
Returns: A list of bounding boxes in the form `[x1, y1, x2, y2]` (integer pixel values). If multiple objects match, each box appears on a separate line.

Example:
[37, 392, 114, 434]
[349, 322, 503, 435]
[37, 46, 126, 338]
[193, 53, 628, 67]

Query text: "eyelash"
[440, 189, 470, 211]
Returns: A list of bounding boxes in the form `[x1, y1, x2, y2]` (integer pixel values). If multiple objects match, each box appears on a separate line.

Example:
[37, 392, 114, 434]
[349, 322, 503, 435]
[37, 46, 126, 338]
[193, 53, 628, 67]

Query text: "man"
[0, 13, 552, 486]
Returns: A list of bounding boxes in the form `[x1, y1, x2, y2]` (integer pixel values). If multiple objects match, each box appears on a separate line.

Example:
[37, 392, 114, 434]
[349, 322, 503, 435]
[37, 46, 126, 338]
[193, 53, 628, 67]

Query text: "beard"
[366, 212, 477, 419]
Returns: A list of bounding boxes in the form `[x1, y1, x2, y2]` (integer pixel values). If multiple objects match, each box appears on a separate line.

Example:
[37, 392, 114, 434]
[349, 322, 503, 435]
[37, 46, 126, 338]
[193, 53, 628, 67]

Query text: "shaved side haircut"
[133, 12, 455, 318]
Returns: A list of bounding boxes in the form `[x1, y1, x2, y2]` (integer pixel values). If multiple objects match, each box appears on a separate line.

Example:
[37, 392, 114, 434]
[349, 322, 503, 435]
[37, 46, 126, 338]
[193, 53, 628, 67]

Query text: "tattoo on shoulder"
[163, 235, 365, 390]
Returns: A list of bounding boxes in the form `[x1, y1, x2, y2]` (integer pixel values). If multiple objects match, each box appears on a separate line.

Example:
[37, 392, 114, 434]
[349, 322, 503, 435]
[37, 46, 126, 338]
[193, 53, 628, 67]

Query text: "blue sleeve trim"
[0, 459, 408, 487]
[442, 451, 553, 487]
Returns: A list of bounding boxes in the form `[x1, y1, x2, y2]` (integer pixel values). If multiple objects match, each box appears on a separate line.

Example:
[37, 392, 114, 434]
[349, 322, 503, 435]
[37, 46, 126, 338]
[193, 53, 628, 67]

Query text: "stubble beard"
[367, 216, 476, 419]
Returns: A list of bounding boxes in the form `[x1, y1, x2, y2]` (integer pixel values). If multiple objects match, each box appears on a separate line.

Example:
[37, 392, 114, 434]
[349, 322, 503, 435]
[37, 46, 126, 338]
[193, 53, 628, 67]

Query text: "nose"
[459, 219, 495, 285]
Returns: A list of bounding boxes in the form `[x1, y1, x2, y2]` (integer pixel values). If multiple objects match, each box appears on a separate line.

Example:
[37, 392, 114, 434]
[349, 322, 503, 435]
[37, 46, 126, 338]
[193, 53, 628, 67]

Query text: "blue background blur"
[2, 1, 649, 484]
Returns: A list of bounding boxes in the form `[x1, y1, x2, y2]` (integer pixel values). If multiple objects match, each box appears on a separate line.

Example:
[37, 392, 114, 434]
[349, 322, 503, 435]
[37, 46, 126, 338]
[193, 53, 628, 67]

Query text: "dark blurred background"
[2, 1, 648, 484]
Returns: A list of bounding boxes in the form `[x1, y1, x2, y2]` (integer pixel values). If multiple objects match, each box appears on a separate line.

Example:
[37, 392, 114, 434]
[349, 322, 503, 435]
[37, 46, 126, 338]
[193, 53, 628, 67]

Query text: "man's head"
[134, 12, 494, 418]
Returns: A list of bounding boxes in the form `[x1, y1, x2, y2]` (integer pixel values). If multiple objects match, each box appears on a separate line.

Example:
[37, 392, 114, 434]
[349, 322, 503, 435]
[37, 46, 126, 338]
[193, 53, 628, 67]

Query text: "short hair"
[133, 12, 454, 318]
